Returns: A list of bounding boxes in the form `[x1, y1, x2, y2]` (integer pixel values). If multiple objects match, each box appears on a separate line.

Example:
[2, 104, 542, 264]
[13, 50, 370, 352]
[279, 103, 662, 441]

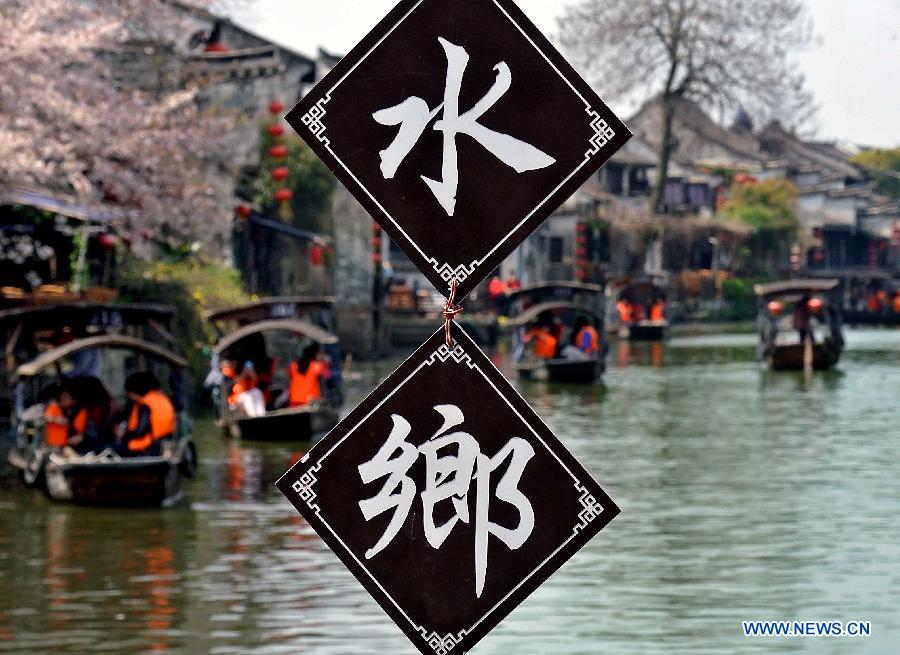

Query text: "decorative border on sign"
[574, 482, 605, 533]
[299, 0, 623, 294]
[291, 464, 322, 512]
[417, 628, 466, 655]
[301, 97, 331, 145]
[586, 110, 616, 157]
[429, 259, 479, 285]
[285, 329, 609, 655]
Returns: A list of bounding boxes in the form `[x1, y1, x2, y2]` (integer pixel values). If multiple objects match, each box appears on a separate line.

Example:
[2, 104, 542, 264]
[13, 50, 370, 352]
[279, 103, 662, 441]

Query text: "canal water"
[1, 328, 898, 654]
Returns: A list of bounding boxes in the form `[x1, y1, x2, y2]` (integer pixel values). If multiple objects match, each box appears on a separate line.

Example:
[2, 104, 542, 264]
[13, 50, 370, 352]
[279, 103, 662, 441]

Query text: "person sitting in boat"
[41, 383, 72, 450]
[616, 298, 634, 325]
[228, 362, 266, 418]
[488, 273, 509, 315]
[572, 318, 601, 356]
[113, 372, 176, 457]
[650, 298, 666, 322]
[524, 323, 558, 360]
[632, 301, 645, 322]
[288, 344, 331, 407]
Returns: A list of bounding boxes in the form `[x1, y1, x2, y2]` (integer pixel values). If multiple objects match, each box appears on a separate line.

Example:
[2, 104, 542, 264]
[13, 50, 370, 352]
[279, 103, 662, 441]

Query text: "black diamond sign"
[286, 0, 631, 299]
[277, 324, 619, 655]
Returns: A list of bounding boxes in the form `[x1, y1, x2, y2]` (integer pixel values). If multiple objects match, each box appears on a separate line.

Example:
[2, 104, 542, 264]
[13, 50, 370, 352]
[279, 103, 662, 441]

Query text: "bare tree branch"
[558, 0, 814, 212]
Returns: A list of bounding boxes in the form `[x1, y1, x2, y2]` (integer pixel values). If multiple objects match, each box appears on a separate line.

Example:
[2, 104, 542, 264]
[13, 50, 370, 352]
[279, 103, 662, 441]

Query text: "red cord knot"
[442, 278, 463, 348]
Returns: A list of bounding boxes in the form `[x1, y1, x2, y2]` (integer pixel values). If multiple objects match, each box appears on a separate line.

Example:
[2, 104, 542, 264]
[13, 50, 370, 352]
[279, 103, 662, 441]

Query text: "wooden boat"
[210, 306, 343, 442]
[607, 275, 669, 341]
[0, 302, 175, 429]
[7, 335, 197, 507]
[506, 299, 606, 384]
[625, 320, 668, 341]
[754, 279, 845, 372]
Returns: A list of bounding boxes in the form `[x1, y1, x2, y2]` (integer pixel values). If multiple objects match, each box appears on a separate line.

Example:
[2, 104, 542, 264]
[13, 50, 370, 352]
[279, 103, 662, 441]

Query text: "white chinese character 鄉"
[373, 37, 556, 217]
[358, 404, 535, 597]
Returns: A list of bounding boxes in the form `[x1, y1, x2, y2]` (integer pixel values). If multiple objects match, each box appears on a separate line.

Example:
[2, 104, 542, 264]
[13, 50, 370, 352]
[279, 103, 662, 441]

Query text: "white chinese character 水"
[373, 37, 556, 217]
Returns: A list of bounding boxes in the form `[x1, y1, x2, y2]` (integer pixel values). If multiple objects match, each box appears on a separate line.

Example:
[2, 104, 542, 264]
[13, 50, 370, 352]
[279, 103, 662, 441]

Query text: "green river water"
[1, 328, 898, 654]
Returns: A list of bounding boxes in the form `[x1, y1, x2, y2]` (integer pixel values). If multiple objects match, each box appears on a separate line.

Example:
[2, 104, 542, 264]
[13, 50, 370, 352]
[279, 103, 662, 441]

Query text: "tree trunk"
[650, 98, 676, 215]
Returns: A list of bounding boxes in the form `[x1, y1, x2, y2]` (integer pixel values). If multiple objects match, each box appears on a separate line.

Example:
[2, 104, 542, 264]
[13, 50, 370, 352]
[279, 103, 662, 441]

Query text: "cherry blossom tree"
[0, 0, 244, 251]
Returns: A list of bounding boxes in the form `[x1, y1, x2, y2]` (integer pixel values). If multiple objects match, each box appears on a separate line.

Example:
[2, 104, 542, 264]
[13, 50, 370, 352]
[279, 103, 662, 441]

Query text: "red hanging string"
[442, 278, 463, 348]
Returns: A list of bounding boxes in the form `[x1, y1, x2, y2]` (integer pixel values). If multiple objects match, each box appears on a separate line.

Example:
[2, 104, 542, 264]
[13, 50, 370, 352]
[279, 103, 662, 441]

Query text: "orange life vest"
[526, 328, 557, 359]
[228, 378, 254, 407]
[576, 326, 600, 355]
[616, 301, 633, 323]
[489, 277, 506, 300]
[289, 361, 327, 406]
[127, 390, 176, 452]
[650, 301, 666, 321]
[71, 408, 88, 435]
[894, 294, 900, 314]
[44, 401, 68, 448]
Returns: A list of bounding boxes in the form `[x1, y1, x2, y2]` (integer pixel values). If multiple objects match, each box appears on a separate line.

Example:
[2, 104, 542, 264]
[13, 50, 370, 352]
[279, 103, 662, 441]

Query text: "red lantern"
[576, 223, 587, 233]
[268, 123, 285, 138]
[269, 100, 285, 115]
[236, 204, 251, 219]
[309, 244, 323, 266]
[204, 42, 229, 53]
[271, 167, 290, 182]
[274, 188, 293, 203]
[767, 300, 784, 316]
[269, 144, 288, 159]
[575, 247, 587, 257]
[808, 297, 825, 313]
[97, 233, 118, 251]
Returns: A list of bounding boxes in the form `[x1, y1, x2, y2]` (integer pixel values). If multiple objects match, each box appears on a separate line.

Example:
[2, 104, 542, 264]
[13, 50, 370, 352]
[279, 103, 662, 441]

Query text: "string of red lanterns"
[575, 222, 588, 282]
[267, 99, 293, 218]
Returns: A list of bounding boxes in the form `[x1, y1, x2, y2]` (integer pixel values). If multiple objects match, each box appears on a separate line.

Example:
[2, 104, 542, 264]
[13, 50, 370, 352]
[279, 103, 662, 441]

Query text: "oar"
[803, 331, 813, 377]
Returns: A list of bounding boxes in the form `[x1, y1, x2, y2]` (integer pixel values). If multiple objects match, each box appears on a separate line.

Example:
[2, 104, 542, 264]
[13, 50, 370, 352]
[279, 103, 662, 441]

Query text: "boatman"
[288, 344, 331, 407]
[114, 372, 176, 457]
[572, 318, 600, 356]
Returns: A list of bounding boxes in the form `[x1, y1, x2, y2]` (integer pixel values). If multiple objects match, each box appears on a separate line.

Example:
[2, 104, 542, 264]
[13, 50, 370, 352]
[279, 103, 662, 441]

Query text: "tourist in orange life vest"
[41, 383, 71, 449]
[229, 362, 266, 418]
[650, 298, 667, 322]
[288, 343, 331, 407]
[524, 324, 558, 360]
[616, 298, 633, 325]
[572, 317, 600, 356]
[114, 372, 176, 457]
[894, 292, 900, 314]
[488, 273, 509, 315]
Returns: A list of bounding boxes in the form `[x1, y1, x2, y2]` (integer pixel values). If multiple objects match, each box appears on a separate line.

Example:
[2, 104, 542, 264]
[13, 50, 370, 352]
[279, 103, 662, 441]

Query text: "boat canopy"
[754, 279, 840, 298]
[506, 302, 605, 327]
[615, 278, 667, 298]
[214, 319, 338, 354]
[0, 303, 173, 330]
[15, 336, 187, 379]
[207, 296, 336, 325]
[507, 282, 603, 301]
